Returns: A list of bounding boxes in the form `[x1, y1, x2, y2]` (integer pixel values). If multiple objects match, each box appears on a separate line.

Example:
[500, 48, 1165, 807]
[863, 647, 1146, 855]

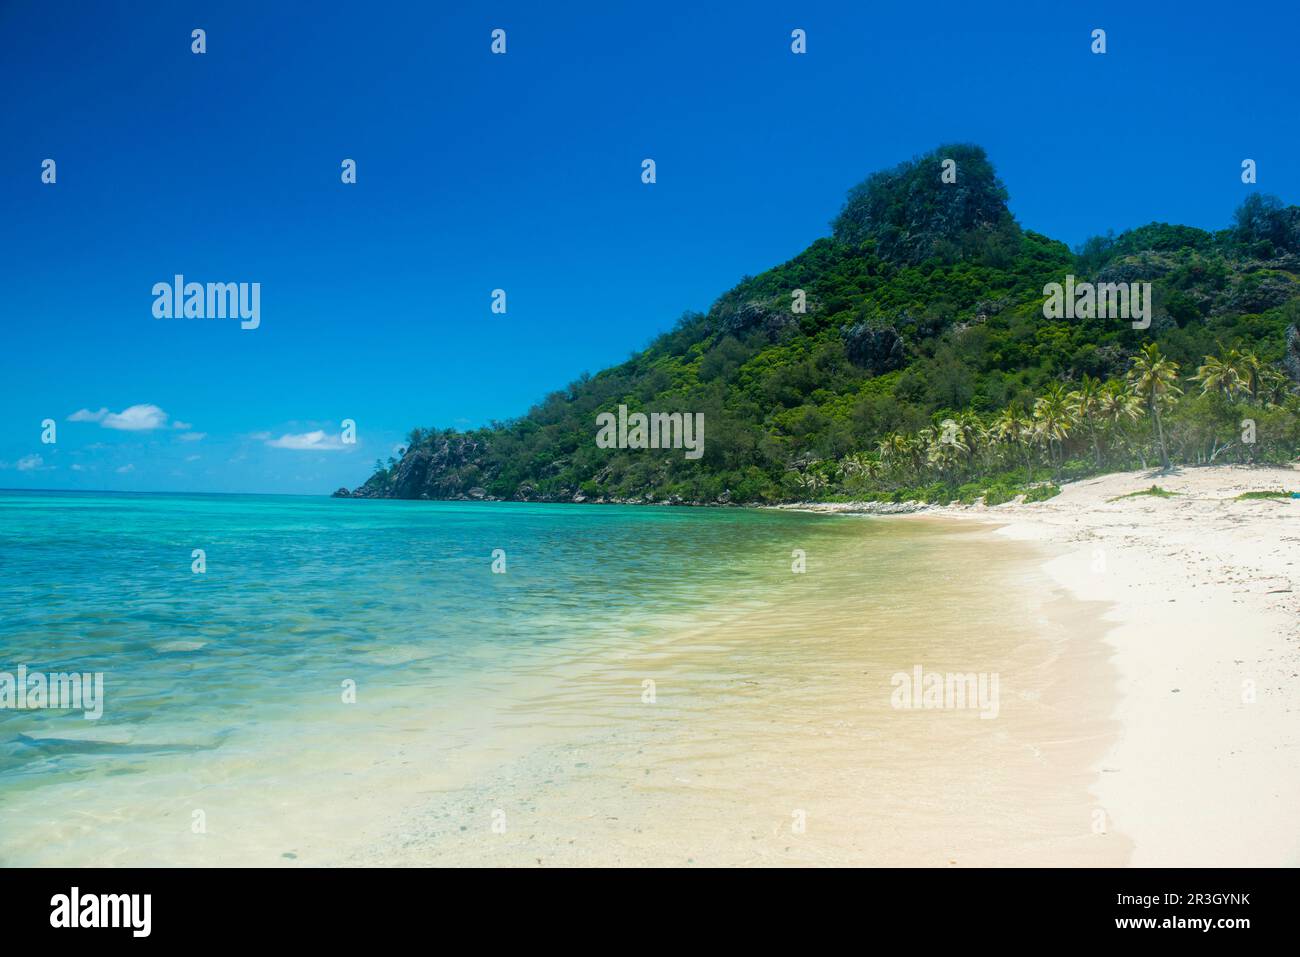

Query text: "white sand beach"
[799, 464, 1300, 866]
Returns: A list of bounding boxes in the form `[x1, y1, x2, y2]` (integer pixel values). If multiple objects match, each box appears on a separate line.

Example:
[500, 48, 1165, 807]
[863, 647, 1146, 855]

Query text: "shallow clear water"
[0, 491, 1119, 866]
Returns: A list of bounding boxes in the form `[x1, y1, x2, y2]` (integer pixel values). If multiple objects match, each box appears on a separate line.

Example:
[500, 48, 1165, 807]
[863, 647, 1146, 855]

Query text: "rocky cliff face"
[336, 434, 494, 500]
[332, 433, 726, 506]
[842, 322, 905, 374]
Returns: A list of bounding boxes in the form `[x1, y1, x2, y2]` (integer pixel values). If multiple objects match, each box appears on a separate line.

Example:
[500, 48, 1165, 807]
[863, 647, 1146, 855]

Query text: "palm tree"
[1192, 349, 1244, 401]
[988, 407, 1017, 450]
[1192, 348, 1251, 464]
[1257, 366, 1292, 407]
[1032, 384, 1074, 468]
[1127, 343, 1182, 470]
[1236, 350, 1264, 400]
[929, 419, 968, 479]
[794, 470, 827, 498]
[1096, 379, 1141, 465]
[915, 427, 938, 480]
[876, 432, 909, 480]
[839, 452, 877, 483]
[990, 407, 1035, 473]
[1068, 375, 1105, 468]
[954, 410, 987, 474]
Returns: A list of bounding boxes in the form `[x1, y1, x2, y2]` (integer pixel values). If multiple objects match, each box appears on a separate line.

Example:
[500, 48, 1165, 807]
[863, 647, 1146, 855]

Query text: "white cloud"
[172, 421, 193, 430]
[265, 430, 345, 451]
[68, 404, 169, 431]
[185, 454, 201, 462]
[103, 405, 168, 430]
[16, 454, 44, 471]
[178, 432, 206, 442]
[71, 463, 86, 471]
[115, 464, 135, 474]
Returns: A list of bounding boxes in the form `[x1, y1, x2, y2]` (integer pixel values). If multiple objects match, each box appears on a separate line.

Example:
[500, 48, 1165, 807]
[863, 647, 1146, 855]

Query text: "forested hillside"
[339, 144, 1300, 505]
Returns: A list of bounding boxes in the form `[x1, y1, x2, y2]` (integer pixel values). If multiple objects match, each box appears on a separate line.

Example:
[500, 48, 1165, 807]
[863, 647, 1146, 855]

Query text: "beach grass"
[1109, 485, 1179, 502]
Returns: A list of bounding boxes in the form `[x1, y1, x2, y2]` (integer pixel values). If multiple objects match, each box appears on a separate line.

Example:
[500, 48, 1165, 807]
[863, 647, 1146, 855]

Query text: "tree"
[839, 452, 877, 482]
[794, 470, 827, 498]
[1257, 366, 1292, 407]
[876, 432, 916, 483]
[1068, 375, 1105, 468]
[1032, 384, 1074, 468]
[1236, 350, 1264, 400]
[990, 407, 1034, 473]
[1232, 193, 1300, 257]
[1096, 379, 1141, 465]
[927, 420, 969, 479]
[954, 410, 987, 474]
[1192, 349, 1244, 401]
[1127, 343, 1182, 470]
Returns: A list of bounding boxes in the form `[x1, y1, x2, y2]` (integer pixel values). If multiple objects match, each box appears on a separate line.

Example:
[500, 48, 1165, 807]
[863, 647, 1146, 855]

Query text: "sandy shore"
[366, 467, 1297, 866]
[795, 464, 1300, 866]
[346, 516, 1121, 867]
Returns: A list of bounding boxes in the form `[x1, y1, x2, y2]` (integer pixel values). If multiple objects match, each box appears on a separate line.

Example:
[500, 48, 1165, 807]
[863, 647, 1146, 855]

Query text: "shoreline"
[3, 473, 1293, 866]
[357, 514, 1126, 867]
[799, 464, 1300, 866]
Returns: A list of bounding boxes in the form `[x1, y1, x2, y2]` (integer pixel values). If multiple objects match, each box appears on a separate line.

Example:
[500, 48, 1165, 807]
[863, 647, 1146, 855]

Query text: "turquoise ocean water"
[0, 490, 1103, 867]
[0, 490, 879, 864]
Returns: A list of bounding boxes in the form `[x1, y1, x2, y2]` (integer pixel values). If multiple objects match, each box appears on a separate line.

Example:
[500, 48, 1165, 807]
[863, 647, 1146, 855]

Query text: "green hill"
[339, 144, 1300, 506]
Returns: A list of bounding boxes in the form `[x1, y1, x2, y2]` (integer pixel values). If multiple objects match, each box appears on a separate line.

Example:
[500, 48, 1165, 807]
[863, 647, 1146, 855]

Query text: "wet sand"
[361, 519, 1127, 866]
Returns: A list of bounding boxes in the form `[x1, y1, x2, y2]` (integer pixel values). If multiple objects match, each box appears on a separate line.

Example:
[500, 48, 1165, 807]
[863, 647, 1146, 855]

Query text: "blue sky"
[2, 0, 1296, 494]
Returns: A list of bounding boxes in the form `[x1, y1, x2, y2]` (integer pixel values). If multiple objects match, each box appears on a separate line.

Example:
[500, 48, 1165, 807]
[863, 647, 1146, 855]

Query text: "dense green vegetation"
[343, 144, 1300, 505]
